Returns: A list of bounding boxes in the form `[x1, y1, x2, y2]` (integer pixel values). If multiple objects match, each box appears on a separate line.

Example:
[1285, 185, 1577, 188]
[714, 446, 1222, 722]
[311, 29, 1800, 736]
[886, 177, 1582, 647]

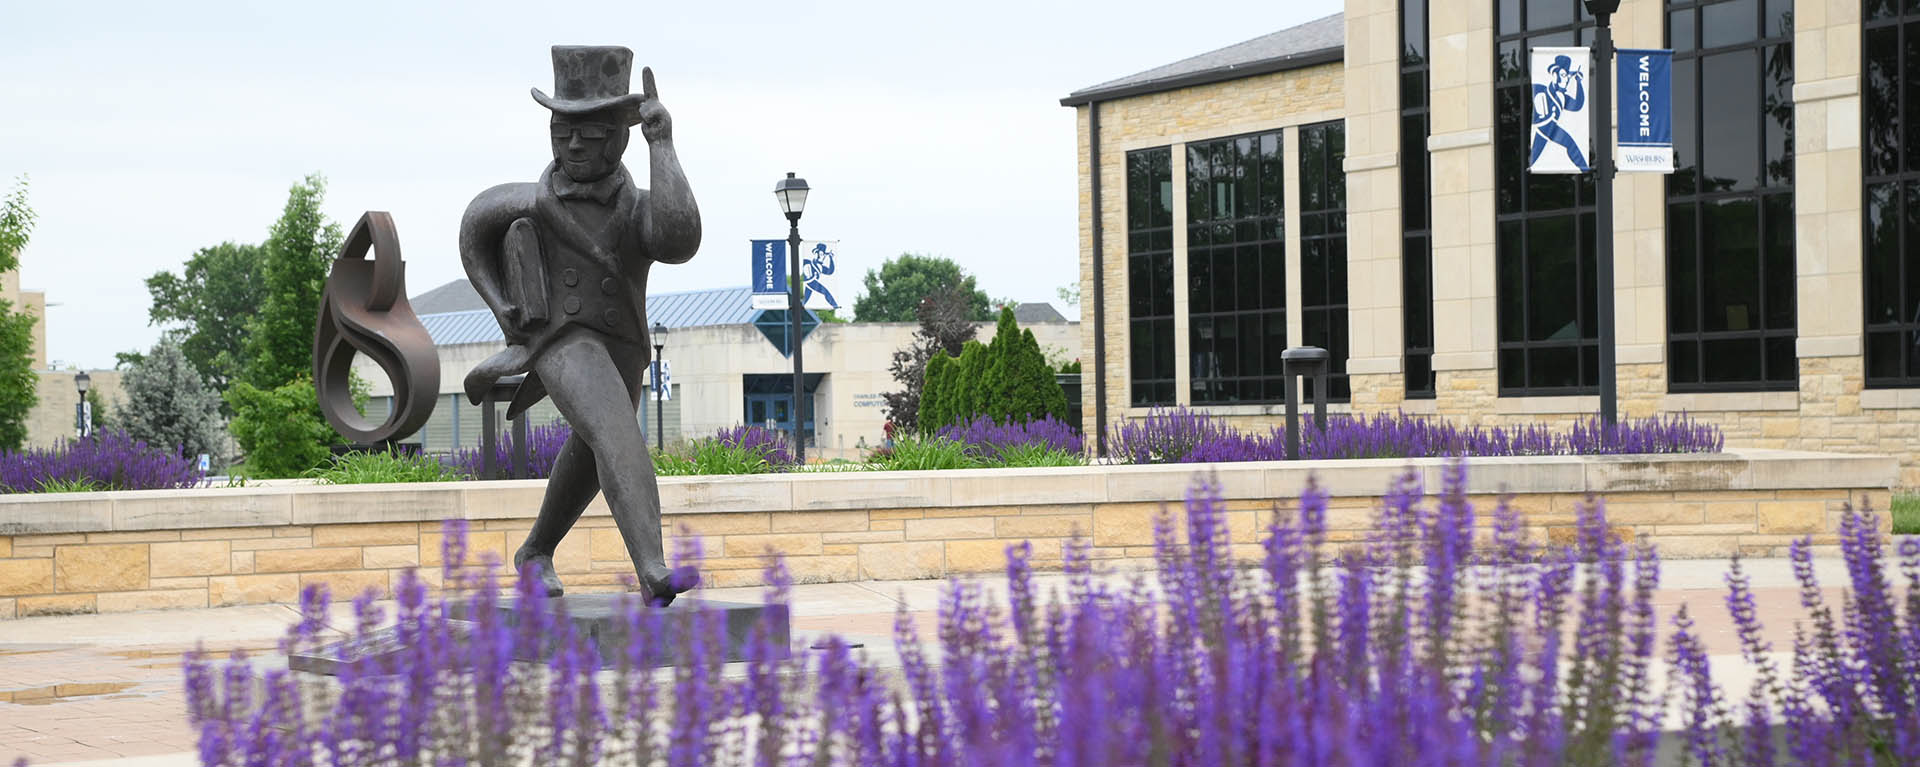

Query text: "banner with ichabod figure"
[1616, 48, 1675, 173]
[1528, 47, 1592, 174]
[749, 239, 841, 311]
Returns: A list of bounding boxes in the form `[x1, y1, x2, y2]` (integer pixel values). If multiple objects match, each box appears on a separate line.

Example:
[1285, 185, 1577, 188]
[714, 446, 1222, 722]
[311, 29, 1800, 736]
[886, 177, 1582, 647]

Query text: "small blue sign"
[1617, 48, 1674, 173]
[750, 239, 787, 308]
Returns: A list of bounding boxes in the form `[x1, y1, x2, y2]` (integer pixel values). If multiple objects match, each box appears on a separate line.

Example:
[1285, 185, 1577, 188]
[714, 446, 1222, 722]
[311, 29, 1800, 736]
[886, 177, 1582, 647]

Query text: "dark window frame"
[1864, 0, 1920, 388]
[1665, 0, 1798, 393]
[1126, 147, 1177, 407]
[1494, 0, 1604, 396]
[1186, 129, 1288, 405]
[1300, 119, 1351, 402]
[1402, 0, 1437, 399]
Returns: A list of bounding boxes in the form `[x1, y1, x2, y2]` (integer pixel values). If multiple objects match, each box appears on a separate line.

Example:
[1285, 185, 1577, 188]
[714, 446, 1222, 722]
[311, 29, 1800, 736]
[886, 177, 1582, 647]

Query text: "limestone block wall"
[0, 449, 1895, 618]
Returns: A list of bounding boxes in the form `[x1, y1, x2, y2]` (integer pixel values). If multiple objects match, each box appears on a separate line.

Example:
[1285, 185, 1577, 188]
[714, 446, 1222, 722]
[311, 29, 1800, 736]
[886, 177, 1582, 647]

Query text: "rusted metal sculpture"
[313, 211, 440, 446]
[459, 46, 701, 606]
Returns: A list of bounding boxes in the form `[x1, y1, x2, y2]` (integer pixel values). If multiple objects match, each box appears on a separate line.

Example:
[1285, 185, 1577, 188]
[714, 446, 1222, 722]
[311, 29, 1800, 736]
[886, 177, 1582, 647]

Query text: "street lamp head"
[773, 172, 809, 222]
[1583, 0, 1621, 16]
[651, 321, 668, 341]
[74, 371, 90, 394]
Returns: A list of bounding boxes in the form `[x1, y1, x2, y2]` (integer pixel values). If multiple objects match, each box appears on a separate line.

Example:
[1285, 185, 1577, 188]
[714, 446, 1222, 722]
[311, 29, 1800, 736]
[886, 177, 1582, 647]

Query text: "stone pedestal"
[289, 594, 789, 676]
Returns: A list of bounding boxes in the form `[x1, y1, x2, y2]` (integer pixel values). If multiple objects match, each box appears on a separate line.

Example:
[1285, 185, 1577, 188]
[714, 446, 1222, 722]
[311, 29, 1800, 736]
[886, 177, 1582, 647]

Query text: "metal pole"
[652, 353, 664, 452]
[480, 396, 498, 479]
[788, 221, 806, 464]
[74, 400, 83, 439]
[1593, 13, 1619, 425]
[1285, 372, 1301, 461]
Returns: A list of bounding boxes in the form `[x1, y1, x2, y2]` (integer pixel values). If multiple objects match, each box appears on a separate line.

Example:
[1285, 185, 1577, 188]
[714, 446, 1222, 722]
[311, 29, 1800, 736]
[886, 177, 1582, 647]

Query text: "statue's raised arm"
[632, 67, 700, 265]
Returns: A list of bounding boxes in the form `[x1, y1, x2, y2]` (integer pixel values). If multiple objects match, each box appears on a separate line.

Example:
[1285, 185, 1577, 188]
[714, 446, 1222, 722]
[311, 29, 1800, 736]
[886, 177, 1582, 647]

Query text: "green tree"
[226, 377, 333, 478]
[852, 253, 992, 323]
[145, 242, 267, 392]
[917, 352, 956, 436]
[239, 174, 342, 392]
[0, 177, 41, 450]
[976, 307, 1069, 426]
[122, 340, 228, 466]
[952, 341, 988, 427]
[883, 285, 979, 433]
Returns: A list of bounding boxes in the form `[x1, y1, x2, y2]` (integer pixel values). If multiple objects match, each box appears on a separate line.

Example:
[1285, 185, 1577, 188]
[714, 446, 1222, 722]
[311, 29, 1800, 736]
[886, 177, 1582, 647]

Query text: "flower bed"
[179, 463, 1918, 766]
[0, 431, 204, 493]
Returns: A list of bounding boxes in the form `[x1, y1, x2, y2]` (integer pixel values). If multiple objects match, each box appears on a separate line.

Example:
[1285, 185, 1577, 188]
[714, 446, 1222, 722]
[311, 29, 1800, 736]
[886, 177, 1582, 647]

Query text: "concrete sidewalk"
[0, 558, 1863, 766]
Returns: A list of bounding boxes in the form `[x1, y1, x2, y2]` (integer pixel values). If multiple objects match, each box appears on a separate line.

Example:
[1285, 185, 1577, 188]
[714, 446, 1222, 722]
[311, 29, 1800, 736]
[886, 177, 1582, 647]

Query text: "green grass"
[1894, 492, 1920, 535]
[309, 449, 471, 485]
[653, 440, 782, 476]
[877, 438, 979, 471]
[35, 477, 105, 493]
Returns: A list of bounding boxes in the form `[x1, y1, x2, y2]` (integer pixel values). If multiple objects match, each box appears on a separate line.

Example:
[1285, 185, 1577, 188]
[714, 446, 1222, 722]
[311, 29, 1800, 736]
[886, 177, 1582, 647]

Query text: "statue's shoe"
[513, 547, 565, 598]
[640, 564, 700, 607]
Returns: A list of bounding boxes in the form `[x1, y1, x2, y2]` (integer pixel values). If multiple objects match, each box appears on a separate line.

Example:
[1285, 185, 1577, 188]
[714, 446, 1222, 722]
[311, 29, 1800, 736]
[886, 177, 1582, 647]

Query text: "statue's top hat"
[531, 46, 646, 122]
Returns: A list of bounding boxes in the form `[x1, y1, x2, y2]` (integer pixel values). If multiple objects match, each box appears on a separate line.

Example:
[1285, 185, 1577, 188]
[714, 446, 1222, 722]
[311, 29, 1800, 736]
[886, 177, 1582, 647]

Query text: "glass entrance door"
[742, 373, 821, 447]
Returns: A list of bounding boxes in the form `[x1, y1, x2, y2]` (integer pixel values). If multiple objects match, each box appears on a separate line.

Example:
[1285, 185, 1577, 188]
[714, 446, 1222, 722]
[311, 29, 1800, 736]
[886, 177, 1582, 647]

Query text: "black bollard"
[1281, 347, 1331, 460]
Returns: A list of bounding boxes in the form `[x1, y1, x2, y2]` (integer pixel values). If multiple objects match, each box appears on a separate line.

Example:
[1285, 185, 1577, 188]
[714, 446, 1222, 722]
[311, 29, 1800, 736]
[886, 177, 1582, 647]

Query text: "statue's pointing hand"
[637, 67, 672, 144]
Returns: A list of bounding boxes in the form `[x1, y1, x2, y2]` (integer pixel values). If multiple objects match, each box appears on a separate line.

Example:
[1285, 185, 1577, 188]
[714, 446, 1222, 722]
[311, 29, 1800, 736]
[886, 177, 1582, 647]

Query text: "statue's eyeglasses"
[550, 123, 614, 140]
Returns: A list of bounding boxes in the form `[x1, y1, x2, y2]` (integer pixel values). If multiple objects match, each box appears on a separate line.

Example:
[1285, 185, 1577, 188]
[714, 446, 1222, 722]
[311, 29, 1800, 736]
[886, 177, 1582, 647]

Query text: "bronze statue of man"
[458, 46, 700, 605]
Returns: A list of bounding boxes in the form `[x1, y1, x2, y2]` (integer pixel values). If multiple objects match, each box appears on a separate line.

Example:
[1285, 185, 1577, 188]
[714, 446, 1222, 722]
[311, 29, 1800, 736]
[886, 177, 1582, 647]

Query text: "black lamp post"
[1586, 0, 1621, 425]
[73, 371, 91, 439]
[651, 321, 668, 452]
[773, 172, 810, 464]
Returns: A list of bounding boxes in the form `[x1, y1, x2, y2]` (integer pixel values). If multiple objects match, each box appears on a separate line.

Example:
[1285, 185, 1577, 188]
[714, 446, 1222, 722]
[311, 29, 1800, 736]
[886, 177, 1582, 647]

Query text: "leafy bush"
[653, 427, 794, 477]
[310, 449, 470, 485]
[936, 414, 1083, 461]
[1111, 407, 1724, 463]
[184, 467, 1920, 765]
[875, 436, 978, 470]
[983, 441, 1084, 468]
[1108, 406, 1239, 463]
[224, 377, 333, 478]
[0, 431, 204, 492]
[446, 420, 572, 479]
[712, 425, 795, 468]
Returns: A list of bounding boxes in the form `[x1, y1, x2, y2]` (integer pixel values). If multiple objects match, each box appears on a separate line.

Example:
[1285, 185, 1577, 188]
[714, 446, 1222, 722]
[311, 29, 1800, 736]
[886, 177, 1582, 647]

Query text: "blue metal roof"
[417, 285, 768, 347]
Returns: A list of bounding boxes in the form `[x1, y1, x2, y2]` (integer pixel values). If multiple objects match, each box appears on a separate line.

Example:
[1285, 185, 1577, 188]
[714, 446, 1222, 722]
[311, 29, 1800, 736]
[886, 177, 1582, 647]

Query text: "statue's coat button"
[562, 268, 579, 286]
[601, 277, 619, 295]
[563, 296, 581, 314]
[602, 309, 620, 327]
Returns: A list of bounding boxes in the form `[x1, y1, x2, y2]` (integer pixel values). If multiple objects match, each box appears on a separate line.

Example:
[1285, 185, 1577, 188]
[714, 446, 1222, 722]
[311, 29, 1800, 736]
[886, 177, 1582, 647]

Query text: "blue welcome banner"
[1617, 48, 1674, 173]
[749, 239, 787, 309]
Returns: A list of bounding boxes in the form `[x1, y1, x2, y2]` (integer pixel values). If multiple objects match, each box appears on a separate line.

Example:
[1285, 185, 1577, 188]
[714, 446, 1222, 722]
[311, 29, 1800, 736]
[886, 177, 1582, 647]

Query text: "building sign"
[851, 393, 885, 408]
[1528, 47, 1592, 174]
[749, 239, 787, 310]
[749, 239, 842, 311]
[1616, 48, 1675, 173]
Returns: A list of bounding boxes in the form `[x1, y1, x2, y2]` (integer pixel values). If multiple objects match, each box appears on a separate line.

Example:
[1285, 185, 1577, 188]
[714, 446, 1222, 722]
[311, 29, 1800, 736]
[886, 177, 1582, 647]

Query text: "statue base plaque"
[289, 595, 789, 676]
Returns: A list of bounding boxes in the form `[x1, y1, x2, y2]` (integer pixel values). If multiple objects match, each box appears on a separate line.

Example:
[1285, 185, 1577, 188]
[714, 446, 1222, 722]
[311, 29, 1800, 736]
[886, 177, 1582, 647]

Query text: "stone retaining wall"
[0, 449, 1896, 618]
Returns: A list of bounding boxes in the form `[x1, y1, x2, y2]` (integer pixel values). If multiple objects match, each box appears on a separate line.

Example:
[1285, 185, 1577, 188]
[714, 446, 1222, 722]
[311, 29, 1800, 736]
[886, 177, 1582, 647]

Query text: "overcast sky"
[0, 0, 1341, 370]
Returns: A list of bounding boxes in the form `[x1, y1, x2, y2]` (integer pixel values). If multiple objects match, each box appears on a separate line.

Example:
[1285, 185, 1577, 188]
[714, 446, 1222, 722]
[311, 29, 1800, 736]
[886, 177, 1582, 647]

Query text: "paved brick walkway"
[0, 560, 1866, 766]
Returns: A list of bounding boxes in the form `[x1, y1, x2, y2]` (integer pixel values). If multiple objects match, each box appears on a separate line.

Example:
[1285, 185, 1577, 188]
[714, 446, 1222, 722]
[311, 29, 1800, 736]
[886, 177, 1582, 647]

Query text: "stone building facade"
[1068, 0, 1920, 486]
